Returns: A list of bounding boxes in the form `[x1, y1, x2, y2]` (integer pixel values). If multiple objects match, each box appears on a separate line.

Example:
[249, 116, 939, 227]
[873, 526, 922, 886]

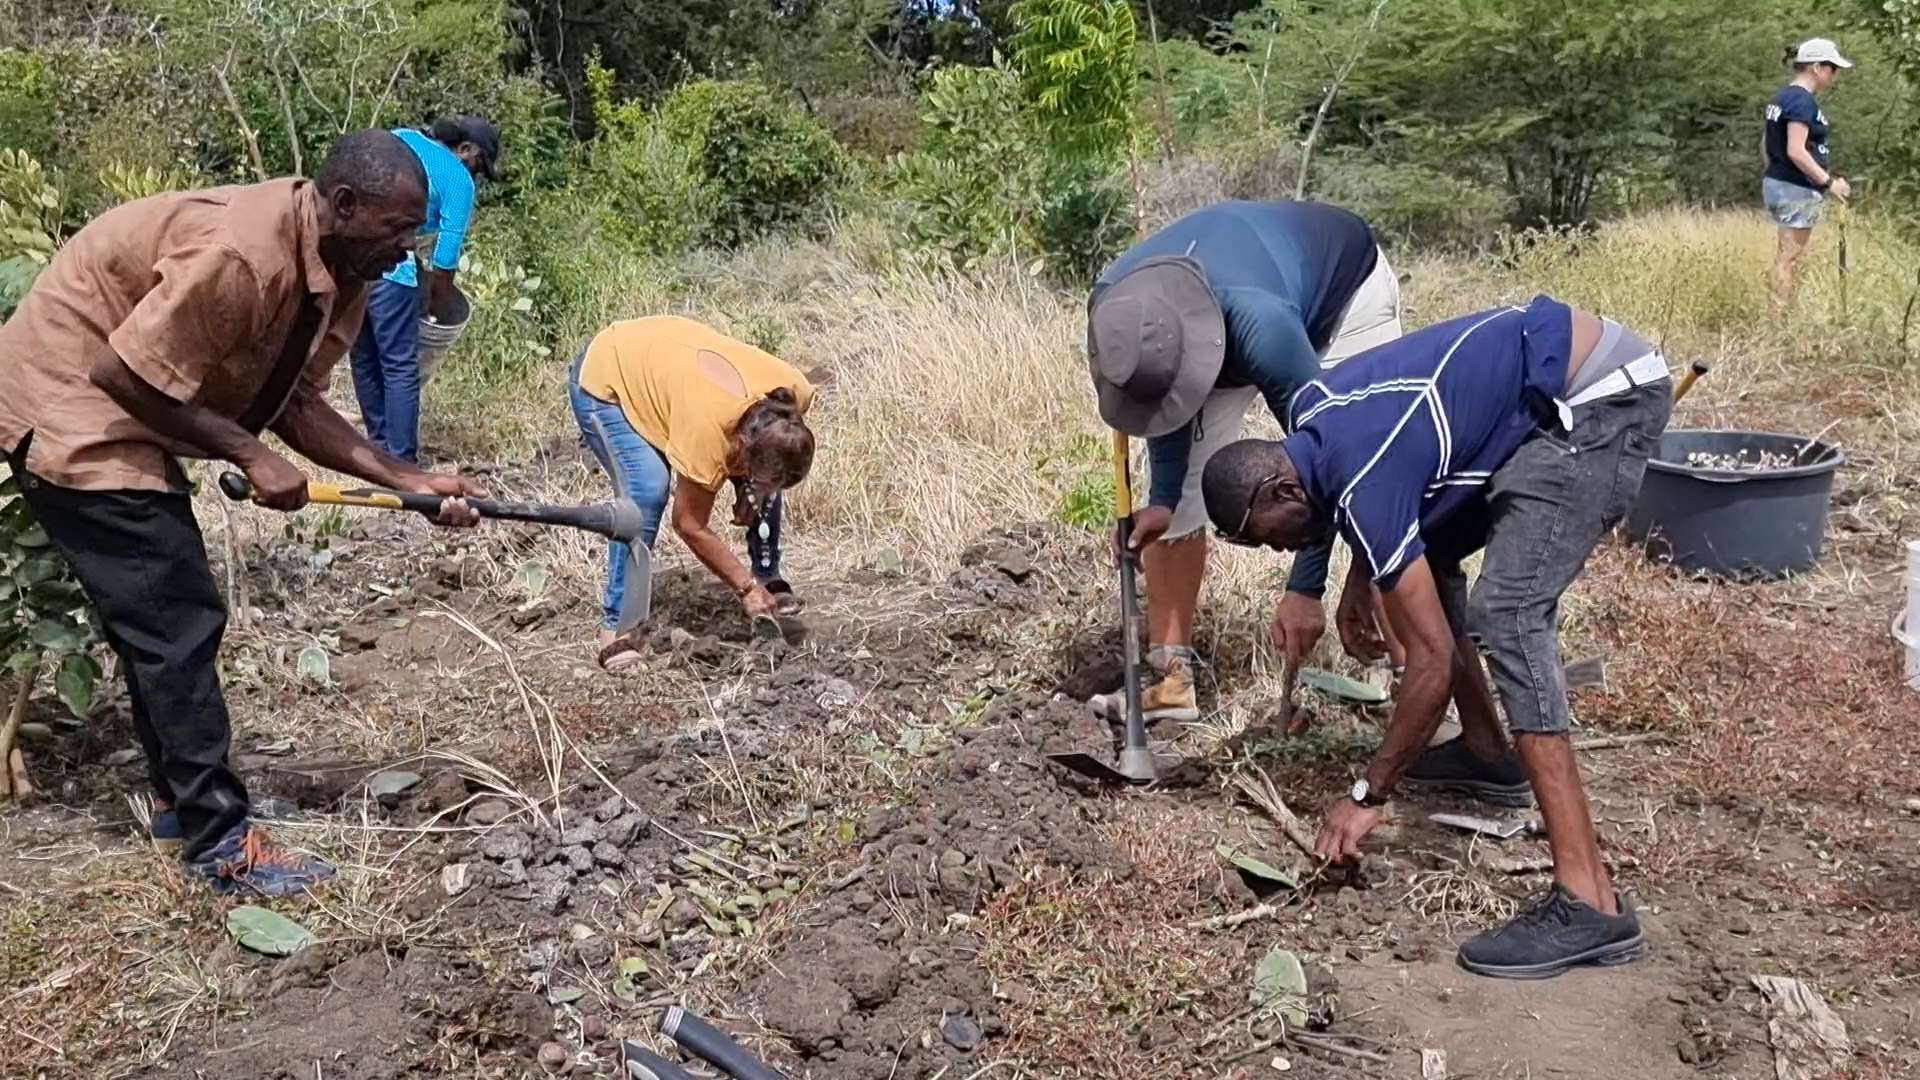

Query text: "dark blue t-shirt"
[1281, 295, 1576, 590]
[1764, 85, 1830, 188]
[1089, 200, 1380, 510]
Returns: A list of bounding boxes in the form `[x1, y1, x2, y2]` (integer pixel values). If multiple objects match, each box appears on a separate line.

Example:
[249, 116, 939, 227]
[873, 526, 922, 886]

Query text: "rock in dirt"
[763, 971, 853, 1054]
[942, 1012, 983, 1052]
[504, 992, 554, 1047]
[480, 827, 534, 863]
[838, 945, 902, 1008]
[559, 822, 602, 847]
[527, 865, 572, 914]
[595, 793, 627, 821]
[538, 1041, 570, 1073]
[496, 858, 528, 885]
[562, 845, 595, 875]
[604, 812, 647, 847]
[591, 842, 625, 868]
[468, 799, 514, 826]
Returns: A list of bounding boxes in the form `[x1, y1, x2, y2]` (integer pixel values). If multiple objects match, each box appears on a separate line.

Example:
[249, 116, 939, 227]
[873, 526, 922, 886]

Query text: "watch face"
[1350, 779, 1370, 804]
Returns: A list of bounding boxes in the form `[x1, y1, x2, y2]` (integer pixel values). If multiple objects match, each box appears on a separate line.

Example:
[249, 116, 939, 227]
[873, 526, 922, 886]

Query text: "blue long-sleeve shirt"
[383, 128, 476, 289]
[1092, 201, 1379, 596]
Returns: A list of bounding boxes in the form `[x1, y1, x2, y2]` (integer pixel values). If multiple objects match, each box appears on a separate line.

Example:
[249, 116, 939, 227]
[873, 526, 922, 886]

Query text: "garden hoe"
[217, 471, 654, 634]
[1048, 430, 1158, 786]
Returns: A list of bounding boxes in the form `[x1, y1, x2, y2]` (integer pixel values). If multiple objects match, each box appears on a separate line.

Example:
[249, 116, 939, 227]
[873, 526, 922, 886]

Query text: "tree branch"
[213, 47, 269, 182]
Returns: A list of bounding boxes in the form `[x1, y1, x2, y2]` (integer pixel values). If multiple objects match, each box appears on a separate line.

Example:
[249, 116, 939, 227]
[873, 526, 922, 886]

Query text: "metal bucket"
[1623, 429, 1845, 579]
[416, 285, 470, 382]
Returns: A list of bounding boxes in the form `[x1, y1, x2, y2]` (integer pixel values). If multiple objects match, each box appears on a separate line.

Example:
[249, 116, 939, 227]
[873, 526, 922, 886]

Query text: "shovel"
[1048, 430, 1157, 785]
[218, 470, 653, 634]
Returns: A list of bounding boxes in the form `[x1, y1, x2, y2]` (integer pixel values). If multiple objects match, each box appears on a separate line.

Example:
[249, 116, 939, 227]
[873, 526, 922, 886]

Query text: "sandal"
[596, 635, 646, 674]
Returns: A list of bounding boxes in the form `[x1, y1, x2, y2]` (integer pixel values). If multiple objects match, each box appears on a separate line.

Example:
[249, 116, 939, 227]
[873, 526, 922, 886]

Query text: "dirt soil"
[3, 510, 1918, 1080]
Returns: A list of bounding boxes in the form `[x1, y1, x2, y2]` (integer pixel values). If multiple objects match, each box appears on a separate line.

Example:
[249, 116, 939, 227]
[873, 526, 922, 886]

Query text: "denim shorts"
[1431, 379, 1673, 734]
[1763, 177, 1823, 230]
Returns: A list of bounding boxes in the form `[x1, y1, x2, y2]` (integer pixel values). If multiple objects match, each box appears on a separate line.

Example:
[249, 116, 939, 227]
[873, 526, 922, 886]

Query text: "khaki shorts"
[1168, 248, 1403, 540]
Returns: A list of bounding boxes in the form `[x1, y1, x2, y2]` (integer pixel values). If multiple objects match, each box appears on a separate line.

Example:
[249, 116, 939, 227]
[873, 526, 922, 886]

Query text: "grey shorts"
[1433, 377, 1673, 734]
[1763, 177, 1823, 230]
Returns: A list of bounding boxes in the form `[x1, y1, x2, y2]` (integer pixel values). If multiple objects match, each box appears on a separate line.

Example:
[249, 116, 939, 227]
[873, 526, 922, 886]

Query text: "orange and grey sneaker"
[1088, 654, 1201, 724]
[186, 822, 334, 897]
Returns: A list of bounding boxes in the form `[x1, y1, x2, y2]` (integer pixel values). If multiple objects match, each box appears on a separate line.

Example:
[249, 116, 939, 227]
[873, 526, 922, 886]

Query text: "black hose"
[659, 1007, 787, 1080]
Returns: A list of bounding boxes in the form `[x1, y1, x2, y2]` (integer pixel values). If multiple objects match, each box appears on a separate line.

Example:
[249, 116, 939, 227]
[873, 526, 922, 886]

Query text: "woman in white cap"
[1763, 38, 1853, 315]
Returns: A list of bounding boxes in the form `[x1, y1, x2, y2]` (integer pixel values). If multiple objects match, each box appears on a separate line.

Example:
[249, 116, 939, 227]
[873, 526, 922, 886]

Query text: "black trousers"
[8, 446, 248, 858]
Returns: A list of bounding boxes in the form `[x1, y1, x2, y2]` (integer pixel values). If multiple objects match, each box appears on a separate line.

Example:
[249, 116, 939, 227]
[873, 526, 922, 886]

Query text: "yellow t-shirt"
[577, 316, 815, 491]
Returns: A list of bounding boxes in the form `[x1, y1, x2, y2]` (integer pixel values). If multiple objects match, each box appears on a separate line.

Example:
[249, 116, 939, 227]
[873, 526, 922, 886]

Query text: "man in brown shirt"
[0, 129, 485, 897]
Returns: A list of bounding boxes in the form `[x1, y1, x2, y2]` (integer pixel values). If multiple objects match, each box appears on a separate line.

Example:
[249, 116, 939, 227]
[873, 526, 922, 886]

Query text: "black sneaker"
[1456, 884, 1645, 980]
[1402, 738, 1534, 807]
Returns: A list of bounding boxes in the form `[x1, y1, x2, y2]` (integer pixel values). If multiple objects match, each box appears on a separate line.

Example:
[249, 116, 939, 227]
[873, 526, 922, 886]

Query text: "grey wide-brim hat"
[1087, 254, 1227, 437]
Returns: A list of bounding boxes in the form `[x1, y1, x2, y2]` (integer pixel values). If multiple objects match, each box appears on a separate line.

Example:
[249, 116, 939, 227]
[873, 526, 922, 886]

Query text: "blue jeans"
[567, 349, 786, 630]
[349, 279, 423, 463]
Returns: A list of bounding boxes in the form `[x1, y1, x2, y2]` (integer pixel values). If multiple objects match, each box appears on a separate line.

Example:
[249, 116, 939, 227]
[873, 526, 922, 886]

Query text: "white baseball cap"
[1795, 38, 1855, 68]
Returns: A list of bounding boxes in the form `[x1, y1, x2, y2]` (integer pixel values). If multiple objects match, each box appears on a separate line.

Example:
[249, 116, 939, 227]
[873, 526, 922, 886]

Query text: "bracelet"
[733, 578, 758, 598]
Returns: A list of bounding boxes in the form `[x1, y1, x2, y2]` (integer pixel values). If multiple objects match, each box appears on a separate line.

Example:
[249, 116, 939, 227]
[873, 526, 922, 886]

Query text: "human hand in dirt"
[742, 583, 780, 618]
[1271, 591, 1326, 670]
[1315, 797, 1383, 863]
[240, 449, 311, 511]
[1117, 505, 1173, 561]
[1335, 585, 1388, 664]
[398, 470, 488, 527]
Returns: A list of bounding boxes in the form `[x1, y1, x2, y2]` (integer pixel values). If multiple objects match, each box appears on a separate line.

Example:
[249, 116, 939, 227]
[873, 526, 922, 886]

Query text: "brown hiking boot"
[1088, 656, 1200, 724]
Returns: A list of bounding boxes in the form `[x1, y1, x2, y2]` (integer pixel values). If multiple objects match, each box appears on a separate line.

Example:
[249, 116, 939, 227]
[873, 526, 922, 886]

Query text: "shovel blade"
[615, 543, 653, 636]
[1047, 751, 1152, 786]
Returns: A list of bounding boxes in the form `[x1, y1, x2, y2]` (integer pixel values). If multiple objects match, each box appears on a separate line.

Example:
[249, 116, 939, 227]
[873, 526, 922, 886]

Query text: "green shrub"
[893, 61, 1131, 283]
[585, 59, 714, 257]
[0, 50, 53, 159]
[658, 77, 843, 248]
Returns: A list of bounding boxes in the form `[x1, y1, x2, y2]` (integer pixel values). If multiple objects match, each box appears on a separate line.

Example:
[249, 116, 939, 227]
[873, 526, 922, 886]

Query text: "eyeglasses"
[1214, 472, 1283, 547]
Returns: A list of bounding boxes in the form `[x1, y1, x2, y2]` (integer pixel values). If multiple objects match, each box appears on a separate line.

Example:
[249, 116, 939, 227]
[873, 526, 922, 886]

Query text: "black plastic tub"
[1623, 429, 1845, 579]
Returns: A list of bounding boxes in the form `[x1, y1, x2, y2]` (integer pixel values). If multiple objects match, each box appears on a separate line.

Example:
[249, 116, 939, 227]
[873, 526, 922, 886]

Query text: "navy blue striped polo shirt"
[1279, 294, 1576, 587]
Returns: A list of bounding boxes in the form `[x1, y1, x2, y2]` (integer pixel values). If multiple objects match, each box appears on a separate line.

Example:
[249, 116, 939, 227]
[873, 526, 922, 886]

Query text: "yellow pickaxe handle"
[1673, 360, 1709, 403]
[1112, 428, 1133, 519]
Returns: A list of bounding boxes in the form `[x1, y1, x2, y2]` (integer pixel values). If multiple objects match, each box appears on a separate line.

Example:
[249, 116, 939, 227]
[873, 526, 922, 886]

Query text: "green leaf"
[618, 956, 648, 977]
[296, 645, 331, 685]
[53, 652, 99, 718]
[11, 524, 48, 548]
[1297, 667, 1388, 704]
[28, 620, 85, 652]
[1216, 842, 1298, 888]
[226, 905, 319, 957]
[1253, 948, 1310, 1026]
[548, 986, 586, 1004]
[512, 560, 550, 597]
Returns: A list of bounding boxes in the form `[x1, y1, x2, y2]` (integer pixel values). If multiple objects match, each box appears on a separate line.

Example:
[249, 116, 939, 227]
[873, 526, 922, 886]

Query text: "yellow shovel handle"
[1112, 429, 1132, 519]
[304, 483, 412, 510]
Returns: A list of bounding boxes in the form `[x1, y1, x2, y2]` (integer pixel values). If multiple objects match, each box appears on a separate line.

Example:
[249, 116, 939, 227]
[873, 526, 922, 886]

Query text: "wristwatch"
[1349, 777, 1389, 807]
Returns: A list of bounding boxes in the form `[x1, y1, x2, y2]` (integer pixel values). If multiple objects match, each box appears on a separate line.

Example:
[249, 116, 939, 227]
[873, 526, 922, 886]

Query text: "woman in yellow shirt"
[568, 316, 816, 671]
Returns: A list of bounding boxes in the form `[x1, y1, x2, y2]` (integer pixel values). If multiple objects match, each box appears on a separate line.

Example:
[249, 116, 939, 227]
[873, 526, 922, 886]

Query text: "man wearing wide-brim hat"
[1085, 199, 1402, 724]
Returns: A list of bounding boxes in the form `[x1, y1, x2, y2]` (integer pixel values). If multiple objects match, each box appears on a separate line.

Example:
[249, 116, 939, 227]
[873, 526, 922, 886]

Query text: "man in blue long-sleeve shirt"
[1085, 200, 1401, 723]
[349, 115, 499, 463]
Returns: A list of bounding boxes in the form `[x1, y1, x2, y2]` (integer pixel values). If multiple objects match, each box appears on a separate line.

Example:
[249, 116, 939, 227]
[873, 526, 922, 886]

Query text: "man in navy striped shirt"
[348, 116, 499, 464]
[1201, 293, 1672, 980]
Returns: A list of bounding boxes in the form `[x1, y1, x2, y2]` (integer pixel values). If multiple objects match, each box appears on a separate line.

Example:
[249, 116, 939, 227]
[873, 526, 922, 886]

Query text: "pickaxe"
[217, 471, 654, 634]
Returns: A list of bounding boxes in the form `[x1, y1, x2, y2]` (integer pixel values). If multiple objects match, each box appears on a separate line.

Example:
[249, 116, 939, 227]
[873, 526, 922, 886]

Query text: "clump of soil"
[742, 693, 1132, 1079]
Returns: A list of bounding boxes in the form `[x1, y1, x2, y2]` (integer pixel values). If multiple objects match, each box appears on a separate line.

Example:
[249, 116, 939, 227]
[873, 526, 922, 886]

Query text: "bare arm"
[1360, 556, 1458, 794]
[271, 392, 429, 490]
[1785, 123, 1830, 187]
[421, 267, 458, 320]
[671, 477, 759, 595]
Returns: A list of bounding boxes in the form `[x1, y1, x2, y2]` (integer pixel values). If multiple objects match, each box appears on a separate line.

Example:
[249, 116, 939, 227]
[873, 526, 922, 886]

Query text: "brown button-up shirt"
[0, 178, 367, 492]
